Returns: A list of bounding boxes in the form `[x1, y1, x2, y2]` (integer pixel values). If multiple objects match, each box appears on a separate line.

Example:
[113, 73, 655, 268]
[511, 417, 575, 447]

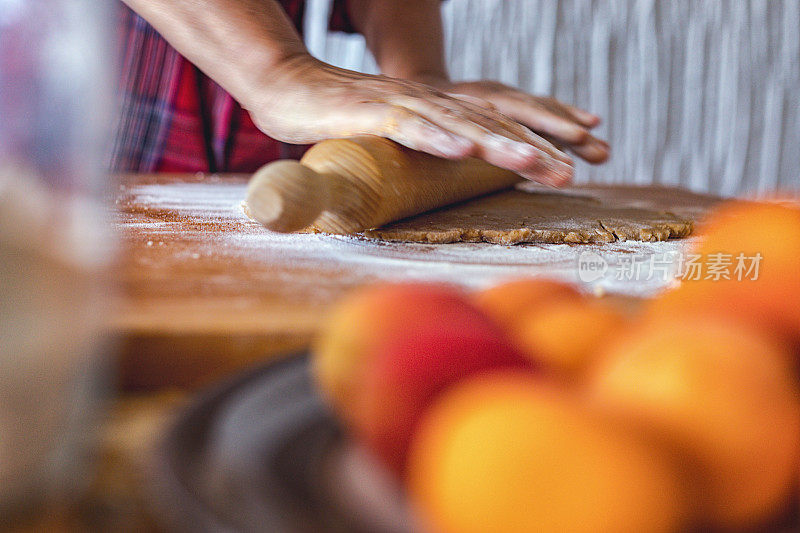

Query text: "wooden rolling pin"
[245, 136, 541, 234]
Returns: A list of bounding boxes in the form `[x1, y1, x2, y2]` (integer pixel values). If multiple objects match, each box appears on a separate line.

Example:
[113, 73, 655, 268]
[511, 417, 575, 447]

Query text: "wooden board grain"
[114, 173, 719, 390]
[116, 174, 323, 389]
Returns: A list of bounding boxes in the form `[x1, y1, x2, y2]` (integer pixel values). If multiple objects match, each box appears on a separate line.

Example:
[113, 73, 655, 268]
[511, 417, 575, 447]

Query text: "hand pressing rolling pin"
[117, 0, 609, 183]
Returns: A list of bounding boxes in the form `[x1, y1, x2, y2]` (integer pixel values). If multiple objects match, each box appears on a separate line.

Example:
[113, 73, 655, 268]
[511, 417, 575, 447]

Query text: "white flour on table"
[121, 181, 693, 298]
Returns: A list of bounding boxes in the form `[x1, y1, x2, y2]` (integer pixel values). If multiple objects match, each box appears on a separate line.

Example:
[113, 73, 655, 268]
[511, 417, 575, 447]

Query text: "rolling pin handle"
[246, 160, 329, 233]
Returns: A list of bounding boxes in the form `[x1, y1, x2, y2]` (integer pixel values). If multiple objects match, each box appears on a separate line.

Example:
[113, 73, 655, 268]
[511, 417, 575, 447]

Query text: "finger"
[313, 102, 474, 158]
[514, 105, 612, 165]
[541, 129, 610, 164]
[531, 97, 601, 130]
[520, 107, 593, 145]
[410, 100, 575, 183]
[446, 93, 498, 112]
[518, 158, 574, 187]
[487, 93, 595, 145]
[377, 105, 476, 159]
[564, 104, 601, 128]
[365, 99, 573, 186]
[440, 96, 558, 152]
[450, 99, 578, 165]
[537, 133, 568, 154]
[397, 94, 573, 168]
[358, 101, 516, 165]
[434, 95, 573, 164]
[569, 138, 611, 164]
[446, 107, 575, 184]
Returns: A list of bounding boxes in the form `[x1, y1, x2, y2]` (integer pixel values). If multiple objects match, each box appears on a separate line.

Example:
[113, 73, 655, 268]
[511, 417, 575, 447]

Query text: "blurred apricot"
[648, 201, 800, 346]
[407, 372, 687, 533]
[313, 283, 471, 416]
[355, 319, 528, 474]
[313, 282, 531, 475]
[473, 278, 583, 332]
[514, 298, 628, 378]
[589, 318, 800, 529]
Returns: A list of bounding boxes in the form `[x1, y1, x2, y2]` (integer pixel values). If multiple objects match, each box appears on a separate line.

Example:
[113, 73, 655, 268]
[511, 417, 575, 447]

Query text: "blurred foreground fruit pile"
[312, 200, 800, 533]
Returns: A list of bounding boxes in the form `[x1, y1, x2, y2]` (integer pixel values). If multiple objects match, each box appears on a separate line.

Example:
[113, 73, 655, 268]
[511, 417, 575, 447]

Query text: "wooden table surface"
[114, 173, 324, 390]
[113, 173, 720, 390]
[18, 172, 715, 532]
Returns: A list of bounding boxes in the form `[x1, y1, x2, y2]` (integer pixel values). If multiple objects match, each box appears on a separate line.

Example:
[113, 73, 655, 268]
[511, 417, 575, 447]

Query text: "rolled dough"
[355, 184, 697, 245]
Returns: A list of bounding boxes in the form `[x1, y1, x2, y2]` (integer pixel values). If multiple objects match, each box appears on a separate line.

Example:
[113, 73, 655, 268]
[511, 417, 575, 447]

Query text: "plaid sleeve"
[329, 0, 358, 33]
[110, 4, 185, 172]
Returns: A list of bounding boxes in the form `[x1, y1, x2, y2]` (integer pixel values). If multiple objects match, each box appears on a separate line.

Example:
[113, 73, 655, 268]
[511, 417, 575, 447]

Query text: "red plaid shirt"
[110, 0, 356, 173]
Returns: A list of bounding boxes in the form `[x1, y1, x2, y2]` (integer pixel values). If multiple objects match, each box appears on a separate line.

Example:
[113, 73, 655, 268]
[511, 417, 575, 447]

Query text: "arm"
[122, 0, 575, 185]
[121, 0, 306, 114]
[345, 0, 609, 163]
[343, 0, 448, 84]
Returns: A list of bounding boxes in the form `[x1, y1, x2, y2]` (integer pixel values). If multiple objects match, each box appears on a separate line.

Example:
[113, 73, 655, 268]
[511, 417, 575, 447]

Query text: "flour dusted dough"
[359, 184, 696, 245]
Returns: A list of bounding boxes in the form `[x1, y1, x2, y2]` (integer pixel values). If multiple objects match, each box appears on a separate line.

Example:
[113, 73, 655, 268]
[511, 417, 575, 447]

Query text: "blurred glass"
[0, 0, 114, 519]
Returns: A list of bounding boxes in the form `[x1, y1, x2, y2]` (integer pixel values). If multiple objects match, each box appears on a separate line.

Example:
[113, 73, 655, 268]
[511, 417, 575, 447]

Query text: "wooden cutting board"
[114, 173, 720, 390]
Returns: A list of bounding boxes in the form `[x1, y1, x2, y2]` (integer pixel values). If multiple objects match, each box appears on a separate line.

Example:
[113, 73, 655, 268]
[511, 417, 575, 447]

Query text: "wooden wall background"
[305, 0, 800, 196]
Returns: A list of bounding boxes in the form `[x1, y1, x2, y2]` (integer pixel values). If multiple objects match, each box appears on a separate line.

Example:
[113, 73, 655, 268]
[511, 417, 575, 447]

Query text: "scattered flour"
[122, 182, 694, 298]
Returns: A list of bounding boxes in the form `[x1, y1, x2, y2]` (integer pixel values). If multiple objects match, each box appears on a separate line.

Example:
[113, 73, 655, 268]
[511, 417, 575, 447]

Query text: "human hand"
[433, 80, 609, 164]
[248, 54, 574, 185]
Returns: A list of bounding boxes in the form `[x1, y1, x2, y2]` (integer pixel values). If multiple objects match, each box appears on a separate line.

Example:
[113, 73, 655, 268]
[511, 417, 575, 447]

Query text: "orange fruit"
[313, 283, 471, 415]
[407, 371, 687, 533]
[589, 318, 800, 529]
[473, 278, 583, 332]
[351, 311, 528, 474]
[648, 200, 800, 346]
[514, 298, 628, 378]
